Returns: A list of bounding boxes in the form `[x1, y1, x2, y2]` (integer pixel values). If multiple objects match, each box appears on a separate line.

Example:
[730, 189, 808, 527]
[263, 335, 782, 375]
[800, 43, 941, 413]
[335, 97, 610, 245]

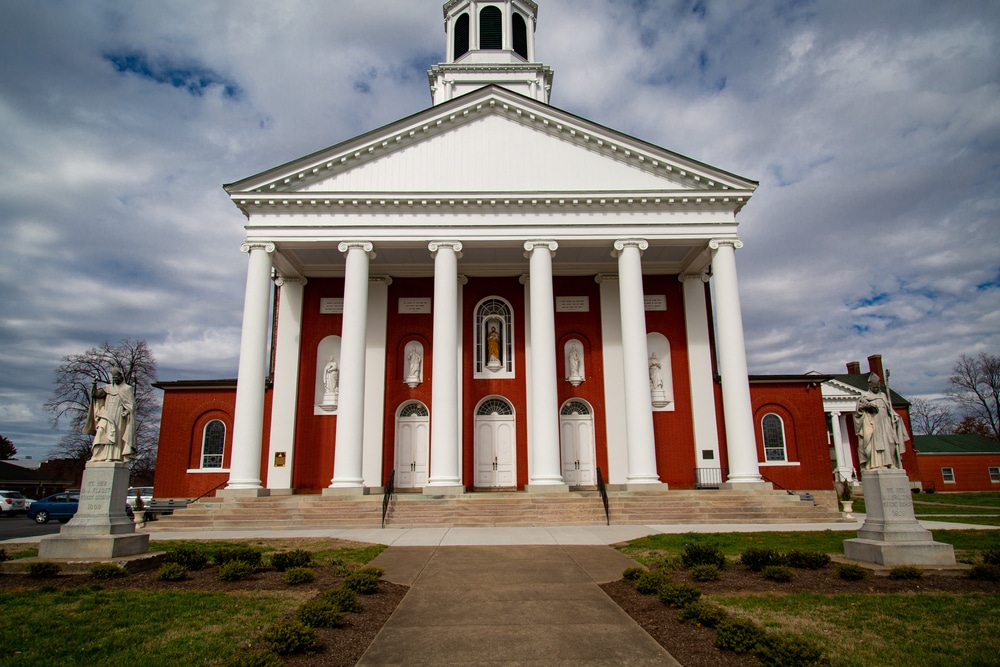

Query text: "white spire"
[429, 0, 554, 105]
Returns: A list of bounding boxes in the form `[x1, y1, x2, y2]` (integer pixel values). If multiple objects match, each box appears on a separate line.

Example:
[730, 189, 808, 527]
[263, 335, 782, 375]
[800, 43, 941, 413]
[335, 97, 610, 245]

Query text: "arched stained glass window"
[399, 402, 429, 418]
[512, 13, 528, 58]
[480, 6, 502, 49]
[201, 420, 225, 468]
[477, 398, 513, 416]
[762, 414, 787, 462]
[561, 400, 591, 416]
[454, 13, 470, 58]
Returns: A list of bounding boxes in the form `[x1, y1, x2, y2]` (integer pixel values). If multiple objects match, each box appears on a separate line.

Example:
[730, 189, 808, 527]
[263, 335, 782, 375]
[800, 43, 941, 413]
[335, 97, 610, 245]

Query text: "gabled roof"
[831, 374, 910, 407]
[913, 434, 1000, 454]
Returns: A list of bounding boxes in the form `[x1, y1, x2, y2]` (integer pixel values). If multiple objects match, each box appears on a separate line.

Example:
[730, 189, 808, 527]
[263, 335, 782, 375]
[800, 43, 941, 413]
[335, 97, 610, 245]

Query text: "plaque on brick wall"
[398, 298, 432, 314]
[644, 295, 667, 311]
[556, 296, 590, 312]
[320, 298, 344, 314]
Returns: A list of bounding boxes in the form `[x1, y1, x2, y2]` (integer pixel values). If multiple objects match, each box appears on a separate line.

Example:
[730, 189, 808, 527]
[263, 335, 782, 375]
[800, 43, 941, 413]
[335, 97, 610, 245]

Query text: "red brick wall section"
[751, 382, 833, 491]
[916, 454, 1000, 492]
[154, 387, 235, 499]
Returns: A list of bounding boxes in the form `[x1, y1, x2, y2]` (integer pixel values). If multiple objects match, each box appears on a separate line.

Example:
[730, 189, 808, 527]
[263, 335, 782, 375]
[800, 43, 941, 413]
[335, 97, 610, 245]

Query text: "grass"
[713, 593, 1000, 667]
[0, 587, 297, 667]
[149, 538, 386, 567]
[912, 491, 1000, 507]
[850, 491, 1000, 527]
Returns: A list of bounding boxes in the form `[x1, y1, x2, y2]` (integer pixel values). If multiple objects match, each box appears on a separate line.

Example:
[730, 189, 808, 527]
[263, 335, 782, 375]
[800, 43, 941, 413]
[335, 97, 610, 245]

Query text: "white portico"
[219, 0, 764, 498]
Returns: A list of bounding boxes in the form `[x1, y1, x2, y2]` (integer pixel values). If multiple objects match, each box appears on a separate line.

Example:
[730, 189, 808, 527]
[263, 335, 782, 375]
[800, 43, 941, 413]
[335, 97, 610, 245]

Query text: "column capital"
[338, 241, 375, 258]
[273, 275, 307, 288]
[369, 275, 393, 286]
[709, 238, 744, 251]
[679, 272, 710, 284]
[518, 274, 529, 285]
[594, 273, 619, 284]
[241, 242, 275, 254]
[829, 411, 842, 418]
[428, 240, 463, 255]
[523, 240, 558, 255]
[612, 238, 648, 256]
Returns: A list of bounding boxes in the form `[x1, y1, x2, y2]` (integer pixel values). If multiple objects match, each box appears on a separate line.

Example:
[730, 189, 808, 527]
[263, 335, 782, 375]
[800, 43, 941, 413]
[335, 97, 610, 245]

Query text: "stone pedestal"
[843, 468, 955, 566]
[37, 461, 149, 559]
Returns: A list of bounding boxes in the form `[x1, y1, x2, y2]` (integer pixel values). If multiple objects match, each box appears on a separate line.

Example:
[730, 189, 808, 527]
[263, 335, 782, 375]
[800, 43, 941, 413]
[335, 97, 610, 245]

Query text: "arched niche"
[315, 335, 342, 413]
[646, 332, 674, 411]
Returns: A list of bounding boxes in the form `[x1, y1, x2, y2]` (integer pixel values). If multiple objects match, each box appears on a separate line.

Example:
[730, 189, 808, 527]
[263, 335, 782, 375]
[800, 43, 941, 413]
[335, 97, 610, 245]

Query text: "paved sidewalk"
[358, 545, 679, 666]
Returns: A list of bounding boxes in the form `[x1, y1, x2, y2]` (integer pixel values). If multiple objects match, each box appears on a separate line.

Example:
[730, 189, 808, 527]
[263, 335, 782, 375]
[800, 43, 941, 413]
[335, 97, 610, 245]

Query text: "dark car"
[28, 492, 80, 524]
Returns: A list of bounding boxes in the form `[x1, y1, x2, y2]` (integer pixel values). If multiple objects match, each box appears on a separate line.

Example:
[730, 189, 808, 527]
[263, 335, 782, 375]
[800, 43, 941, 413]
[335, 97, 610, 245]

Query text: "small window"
[560, 400, 591, 416]
[454, 13, 470, 58]
[942, 467, 955, 483]
[512, 13, 528, 58]
[399, 402, 429, 418]
[989, 467, 1000, 483]
[478, 398, 513, 416]
[762, 413, 787, 462]
[201, 420, 226, 469]
[480, 6, 502, 49]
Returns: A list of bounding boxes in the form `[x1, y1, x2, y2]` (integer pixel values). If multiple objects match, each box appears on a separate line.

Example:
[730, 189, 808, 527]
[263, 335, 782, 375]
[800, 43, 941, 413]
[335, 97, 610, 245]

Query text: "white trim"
[187, 468, 231, 474]
[759, 462, 801, 467]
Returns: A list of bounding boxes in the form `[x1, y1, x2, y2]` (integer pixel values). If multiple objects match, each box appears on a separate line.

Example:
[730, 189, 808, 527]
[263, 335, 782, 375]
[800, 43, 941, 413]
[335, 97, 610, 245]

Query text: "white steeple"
[428, 0, 554, 105]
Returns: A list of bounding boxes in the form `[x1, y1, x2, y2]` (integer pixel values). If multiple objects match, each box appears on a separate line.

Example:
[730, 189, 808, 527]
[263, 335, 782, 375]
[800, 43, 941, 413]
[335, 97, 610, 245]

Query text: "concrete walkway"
[358, 545, 679, 666]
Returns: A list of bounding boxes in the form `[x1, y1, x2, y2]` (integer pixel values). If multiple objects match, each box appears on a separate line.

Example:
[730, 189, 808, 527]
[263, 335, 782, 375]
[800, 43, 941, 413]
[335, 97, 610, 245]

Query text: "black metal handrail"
[759, 472, 795, 495]
[190, 478, 230, 504]
[596, 466, 610, 526]
[381, 470, 395, 528]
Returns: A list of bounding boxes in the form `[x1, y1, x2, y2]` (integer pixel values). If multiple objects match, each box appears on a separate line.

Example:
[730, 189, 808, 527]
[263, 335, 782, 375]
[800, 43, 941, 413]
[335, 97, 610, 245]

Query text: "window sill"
[186, 468, 230, 474]
[760, 461, 801, 467]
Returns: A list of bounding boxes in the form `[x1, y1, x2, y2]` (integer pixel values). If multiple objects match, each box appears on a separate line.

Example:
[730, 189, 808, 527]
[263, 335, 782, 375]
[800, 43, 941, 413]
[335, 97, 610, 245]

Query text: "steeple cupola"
[429, 0, 554, 105]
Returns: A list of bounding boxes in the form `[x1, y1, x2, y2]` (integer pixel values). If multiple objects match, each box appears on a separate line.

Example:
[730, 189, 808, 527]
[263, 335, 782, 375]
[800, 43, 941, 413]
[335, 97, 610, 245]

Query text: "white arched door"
[560, 400, 596, 487]
[394, 402, 429, 489]
[475, 397, 516, 488]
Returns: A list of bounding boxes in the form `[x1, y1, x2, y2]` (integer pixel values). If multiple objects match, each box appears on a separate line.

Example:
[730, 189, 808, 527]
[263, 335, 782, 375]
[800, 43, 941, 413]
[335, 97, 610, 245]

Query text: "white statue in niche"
[405, 345, 422, 388]
[322, 355, 339, 408]
[566, 342, 584, 387]
[649, 353, 668, 408]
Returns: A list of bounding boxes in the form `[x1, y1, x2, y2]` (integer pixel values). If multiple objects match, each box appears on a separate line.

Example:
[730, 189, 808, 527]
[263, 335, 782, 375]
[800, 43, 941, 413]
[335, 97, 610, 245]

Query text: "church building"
[154, 1, 864, 508]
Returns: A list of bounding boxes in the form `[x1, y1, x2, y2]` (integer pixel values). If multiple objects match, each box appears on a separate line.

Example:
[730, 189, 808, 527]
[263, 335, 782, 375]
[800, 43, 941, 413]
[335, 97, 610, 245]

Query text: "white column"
[710, 239, 764, 487]
[427, 241, 464, 492]
[266, 275, 306, 492]
[830, 412, 855, 481]
[614, 239, 661, 486]
[362, 276, 391, 489]
[597, 274, 628, 485]
[681, 273, 721, 481]
[225, 242, 275, 495]
[524, 241, 567, 490]
[328, 241, 374, 493]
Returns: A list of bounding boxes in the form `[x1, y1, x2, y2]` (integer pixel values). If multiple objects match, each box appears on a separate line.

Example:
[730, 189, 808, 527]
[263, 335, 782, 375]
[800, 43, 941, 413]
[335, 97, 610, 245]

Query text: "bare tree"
[948, 352, 1000, 440]
[908, 398, 954, 435]
[0, 434, 16, 460]
[953, 415, 994, 438]
[43, 339, 160, 477]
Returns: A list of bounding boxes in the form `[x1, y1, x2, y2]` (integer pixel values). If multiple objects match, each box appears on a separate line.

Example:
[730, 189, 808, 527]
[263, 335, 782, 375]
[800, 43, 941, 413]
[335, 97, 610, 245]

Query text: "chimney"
[867, 355, 885, 382]
[846, 361, 861, 374]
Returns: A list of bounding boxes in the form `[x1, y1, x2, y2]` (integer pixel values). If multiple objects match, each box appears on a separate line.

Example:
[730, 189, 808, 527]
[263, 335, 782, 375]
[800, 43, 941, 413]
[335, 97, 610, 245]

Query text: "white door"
[560, 400, 596, 487]
[394, 402, 429, 489]
[475, 398, 516, 488]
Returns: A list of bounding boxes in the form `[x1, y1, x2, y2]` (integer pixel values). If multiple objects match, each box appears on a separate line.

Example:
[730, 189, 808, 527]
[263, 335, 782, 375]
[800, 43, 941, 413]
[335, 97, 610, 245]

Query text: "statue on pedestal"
[487, 325, 502, 371]
[854, 373, 907, 470]
[405, 346, 422, 388]
[321, 356, 340, 409]
[566, 343, 584, 386]
[84, 366, 135, 462]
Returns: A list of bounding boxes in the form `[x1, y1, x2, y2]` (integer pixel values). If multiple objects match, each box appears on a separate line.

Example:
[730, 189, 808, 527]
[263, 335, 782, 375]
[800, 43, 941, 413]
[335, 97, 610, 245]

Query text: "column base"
[266, 488, 295, 496]
[623, 482, 669, 492]
[525, 483, 570, 494]
[322, 486, 366, 497]
[218, 487, 270, 499]
[423, 484, 464, 496]
[719, 481, 773, 491]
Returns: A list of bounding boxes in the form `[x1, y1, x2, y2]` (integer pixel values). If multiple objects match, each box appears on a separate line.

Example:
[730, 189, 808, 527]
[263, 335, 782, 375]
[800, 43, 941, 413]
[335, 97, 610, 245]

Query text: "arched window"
[762, 414, 787, 462]
[512, 13, 528, 59]
[201, 420, 225, 468]
[454, 13, 470, 58]
[561, 400, 591, 416]
[480, 6, 502, 49]
[399, 402, 429, 418]
[475, 297, 514, 377]
[478, 398, 513, 416]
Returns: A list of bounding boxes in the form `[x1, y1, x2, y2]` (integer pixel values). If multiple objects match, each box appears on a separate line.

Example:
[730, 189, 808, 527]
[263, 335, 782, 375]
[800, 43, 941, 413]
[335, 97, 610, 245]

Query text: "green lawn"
[850, 491, 1000, 527]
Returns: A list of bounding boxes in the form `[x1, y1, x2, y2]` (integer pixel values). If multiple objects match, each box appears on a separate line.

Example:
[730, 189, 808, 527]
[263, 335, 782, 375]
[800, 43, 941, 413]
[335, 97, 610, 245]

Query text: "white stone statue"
[569, 344, 581, 377]
[854, 373, 907, 470]
[323, 356, 339, 395]
[648, 353, 664, 391]
[405, 346, 422, 387]
[84, 366, 136, 462]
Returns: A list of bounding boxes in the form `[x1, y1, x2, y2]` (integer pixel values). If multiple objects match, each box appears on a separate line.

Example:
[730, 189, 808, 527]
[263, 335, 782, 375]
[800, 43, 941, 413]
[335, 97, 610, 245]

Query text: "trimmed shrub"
[689, 564, 722, 582]
[296, 599, 346, 628]
[319, 586, 361, 613]
[214, 546, 263, 568]
[740, 547, 785, 572]
[260, 620, 321, 656]
[753, 631, 829, 667]
[889, 565, 923, 580]
[218, 560, 256, 581]
[157, 562, 189, 581]
[271, 549, 314, 572]
[635, 570, 671, 595]
[622, 566, 646, 582]
[0, 548, 8, 562]
[968, 563, 1000, 582]
[651, 554, 683, 571]
[784, 550, 831, 570]
[223, 650, 285, 667]
[284, 567, 316, 585]
[983, 549, 1000, 566]
[761, 565, 795, 582]
[836, 563, 867, 581]
[681, 543, 726, 569]
[89, 563, 127, 580]
[28, 561, 62, 578]
[657, 582, 702, 608]
[715, 617, 765, 653]
[164, 546, 209, 571]
[343, 569, 381, 594]
[677, 601, 729, 628]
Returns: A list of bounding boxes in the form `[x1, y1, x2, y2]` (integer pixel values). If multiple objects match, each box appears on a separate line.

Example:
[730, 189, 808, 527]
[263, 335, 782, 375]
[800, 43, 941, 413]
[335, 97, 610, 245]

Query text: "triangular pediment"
[226, 86, 757, 201]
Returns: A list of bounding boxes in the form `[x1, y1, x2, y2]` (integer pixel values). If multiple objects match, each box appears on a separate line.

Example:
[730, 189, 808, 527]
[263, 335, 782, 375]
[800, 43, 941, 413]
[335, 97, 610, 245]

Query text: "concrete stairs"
[145, 488, 847, 531]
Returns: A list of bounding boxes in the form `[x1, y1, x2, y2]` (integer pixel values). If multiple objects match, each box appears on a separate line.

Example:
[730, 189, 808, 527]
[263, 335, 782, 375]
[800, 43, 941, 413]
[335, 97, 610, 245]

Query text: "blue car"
[28, 492, 80, 524]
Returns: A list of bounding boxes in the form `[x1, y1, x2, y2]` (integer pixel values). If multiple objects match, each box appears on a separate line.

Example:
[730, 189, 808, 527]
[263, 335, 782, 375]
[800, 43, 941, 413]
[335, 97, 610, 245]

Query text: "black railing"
[693, 467, 727, 489]
[382, 470, 395, 529]
[596, 466, 610, 526]
[759, 473, 795, 495]
[191, 478, 230, 504]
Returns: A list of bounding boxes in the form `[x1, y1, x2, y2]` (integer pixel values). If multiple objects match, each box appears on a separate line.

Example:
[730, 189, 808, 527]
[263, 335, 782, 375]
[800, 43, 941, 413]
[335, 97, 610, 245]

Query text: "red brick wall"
[751, 382, 832, 490]
[916, 454, 1000, 492]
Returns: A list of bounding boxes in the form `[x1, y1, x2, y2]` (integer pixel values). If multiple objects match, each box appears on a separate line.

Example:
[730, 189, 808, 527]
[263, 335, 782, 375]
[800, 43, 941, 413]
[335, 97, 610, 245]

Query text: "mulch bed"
[600, 565, 1000, 667]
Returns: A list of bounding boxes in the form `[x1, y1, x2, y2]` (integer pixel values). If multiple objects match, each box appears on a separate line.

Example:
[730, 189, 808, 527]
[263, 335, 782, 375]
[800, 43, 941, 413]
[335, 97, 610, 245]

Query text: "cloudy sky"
[1, 0, 998, 460]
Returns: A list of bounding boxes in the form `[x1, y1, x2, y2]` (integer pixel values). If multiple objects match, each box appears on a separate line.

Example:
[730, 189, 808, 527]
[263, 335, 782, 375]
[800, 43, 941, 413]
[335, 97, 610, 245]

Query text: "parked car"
[28, 492, 79, 523]
[126, 486, 154, 508]
[0, 490, 27, 516]
[22, 497, 38, 509]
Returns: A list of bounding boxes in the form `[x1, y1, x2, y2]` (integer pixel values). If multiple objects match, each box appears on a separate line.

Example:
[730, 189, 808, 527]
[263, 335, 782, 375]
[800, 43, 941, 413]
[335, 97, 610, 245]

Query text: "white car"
[0, 490, 28, 516]
[126, 487, 154, 508]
